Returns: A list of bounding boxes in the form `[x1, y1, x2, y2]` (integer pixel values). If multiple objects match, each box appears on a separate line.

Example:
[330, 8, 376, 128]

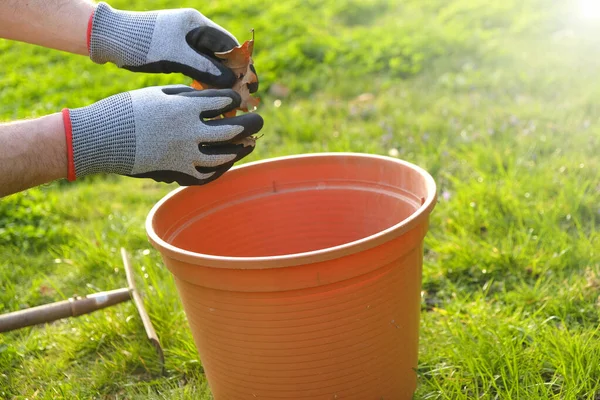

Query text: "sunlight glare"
[580, 0, 600, 20]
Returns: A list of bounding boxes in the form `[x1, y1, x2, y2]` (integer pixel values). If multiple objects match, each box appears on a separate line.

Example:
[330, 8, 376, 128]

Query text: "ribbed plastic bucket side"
[147, 153, 437, 400]
[165, 226, 427, 400]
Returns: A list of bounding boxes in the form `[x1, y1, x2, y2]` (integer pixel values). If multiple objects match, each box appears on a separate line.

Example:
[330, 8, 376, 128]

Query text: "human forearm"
[0, 0, 96, 55]
[0, 114, 67, 197]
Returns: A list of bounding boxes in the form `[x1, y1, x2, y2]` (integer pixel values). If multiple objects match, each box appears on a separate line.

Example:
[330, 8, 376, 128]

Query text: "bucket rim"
[145, 152, 437, 269]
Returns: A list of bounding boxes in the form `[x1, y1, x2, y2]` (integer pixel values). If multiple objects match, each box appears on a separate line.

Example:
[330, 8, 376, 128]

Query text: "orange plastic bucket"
[146, 153, 436, 399]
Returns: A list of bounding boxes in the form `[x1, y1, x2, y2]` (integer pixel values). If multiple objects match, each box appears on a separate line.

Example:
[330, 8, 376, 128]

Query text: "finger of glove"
[196, 141, 255, 168]
[129, 156, 238, 186]
[127, 169, 218, 186]
[173, 88, 241, 118]
[195, 147, 237, 168]
[202, 113, 264, 144]
[161, 85, 196, 95]
[121, 58, 236, 88]
[186, 25, 239, 55]
[177, 26, 238, 88]
[198, 160, 236, 184]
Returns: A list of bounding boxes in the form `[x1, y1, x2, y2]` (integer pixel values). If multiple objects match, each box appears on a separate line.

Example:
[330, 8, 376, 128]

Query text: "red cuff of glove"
[86, 7, 96, 54]
[61, 109, 76, 181]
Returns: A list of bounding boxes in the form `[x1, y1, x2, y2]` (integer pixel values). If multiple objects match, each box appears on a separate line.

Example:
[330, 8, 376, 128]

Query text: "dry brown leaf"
[191, 29, 260, 117]
[231, 136, 257, 147]
[214, 36, 255, 77]
[231, 133, 264, 148]
[232, 62, 260, 112]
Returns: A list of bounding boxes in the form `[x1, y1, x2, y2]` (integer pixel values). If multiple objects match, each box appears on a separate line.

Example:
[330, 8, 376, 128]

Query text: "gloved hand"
[61, 85, 263, 185]
[87, 2, 257, 91]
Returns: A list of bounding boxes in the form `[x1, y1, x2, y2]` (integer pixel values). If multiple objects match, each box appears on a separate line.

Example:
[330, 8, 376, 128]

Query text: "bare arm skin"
[0, 0, 90, 197]
[0, 0, 96, 56]
[0, 114, 67, 197]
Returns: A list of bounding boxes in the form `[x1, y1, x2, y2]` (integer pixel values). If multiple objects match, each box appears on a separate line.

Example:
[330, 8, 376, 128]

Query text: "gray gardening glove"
[88, 2, 258, 91]
[62, 85, 263, 185]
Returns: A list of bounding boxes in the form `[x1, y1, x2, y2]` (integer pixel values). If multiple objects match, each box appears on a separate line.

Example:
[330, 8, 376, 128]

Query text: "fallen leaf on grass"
[39, 284, 55, 296]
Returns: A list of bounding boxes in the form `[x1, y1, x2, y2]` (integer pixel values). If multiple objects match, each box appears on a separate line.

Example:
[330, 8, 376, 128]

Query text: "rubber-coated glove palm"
[88, 2, 257, 91]
[62, 85, 263, 185]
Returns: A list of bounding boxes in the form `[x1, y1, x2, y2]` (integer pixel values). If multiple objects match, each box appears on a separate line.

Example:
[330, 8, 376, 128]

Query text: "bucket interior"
[150, 154, 432, 258]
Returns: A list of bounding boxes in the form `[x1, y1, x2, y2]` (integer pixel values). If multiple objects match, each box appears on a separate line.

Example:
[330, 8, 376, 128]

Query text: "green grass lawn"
[2, 0, 600, 398]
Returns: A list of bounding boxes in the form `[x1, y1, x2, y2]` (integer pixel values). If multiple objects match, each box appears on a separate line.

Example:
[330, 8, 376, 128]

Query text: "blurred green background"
[2, 0, 600, 398]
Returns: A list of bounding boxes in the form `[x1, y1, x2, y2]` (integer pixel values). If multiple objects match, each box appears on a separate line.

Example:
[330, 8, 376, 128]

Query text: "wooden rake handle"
[0, 248, 165, 373]
[0, 287, 131, 333]
[121, 247, 165, 371]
